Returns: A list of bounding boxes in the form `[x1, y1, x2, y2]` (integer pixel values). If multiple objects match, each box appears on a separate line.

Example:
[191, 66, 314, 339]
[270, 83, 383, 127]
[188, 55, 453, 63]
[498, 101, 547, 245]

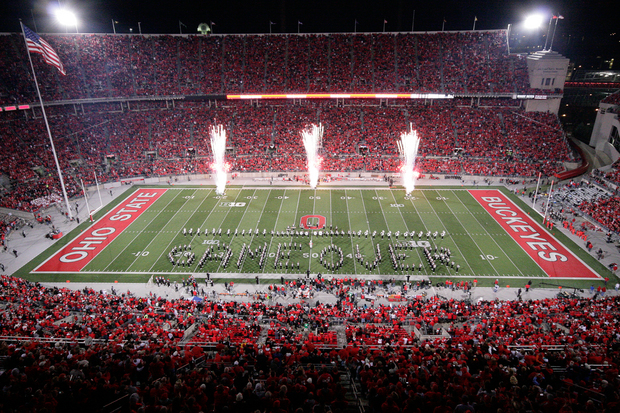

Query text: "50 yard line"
[344, 189, 358, 274]
[308, 188, 318, 270]
[358, 189, 381, 275]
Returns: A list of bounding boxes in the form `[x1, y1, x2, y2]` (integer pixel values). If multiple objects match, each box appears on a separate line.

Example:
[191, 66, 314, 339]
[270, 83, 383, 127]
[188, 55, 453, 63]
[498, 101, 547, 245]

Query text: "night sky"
[1, 0, 618, 67]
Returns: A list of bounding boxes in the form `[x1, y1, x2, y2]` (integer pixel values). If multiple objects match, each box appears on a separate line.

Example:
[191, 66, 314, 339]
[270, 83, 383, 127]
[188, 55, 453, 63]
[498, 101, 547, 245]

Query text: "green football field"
[23, 186, 612, 285]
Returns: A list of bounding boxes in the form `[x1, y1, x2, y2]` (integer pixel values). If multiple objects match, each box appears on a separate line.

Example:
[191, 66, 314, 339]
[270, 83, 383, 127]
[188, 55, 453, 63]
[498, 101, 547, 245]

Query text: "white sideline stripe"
[29, 270, 584, 280]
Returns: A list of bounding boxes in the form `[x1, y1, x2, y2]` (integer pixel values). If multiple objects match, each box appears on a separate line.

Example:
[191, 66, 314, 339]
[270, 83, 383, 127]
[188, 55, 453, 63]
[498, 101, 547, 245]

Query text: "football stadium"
[1, 2, 620, 412]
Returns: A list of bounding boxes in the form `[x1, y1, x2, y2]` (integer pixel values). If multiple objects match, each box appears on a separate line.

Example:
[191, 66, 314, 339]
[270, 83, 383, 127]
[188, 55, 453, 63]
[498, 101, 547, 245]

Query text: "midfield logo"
[300, 215, 326, 229]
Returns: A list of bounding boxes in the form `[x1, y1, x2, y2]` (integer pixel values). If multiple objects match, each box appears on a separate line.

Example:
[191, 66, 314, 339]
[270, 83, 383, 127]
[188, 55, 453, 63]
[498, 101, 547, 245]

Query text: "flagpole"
[94, 171, 103, 210]
[507, 24, 512, 54]
[532, 172, 542, 209]
[80, 178, 92, 222]
[549, 17, 560, 51]
[473, 17, 477, 31]
[354, 19, 357, 33]
[442, 18, 446, 32]
[543, 180, 554, 224]
[383, 20, 386, 33]
[411, 9, 415, 32]
[30, 9, 38, 32]
[543, 17, 553, 50]
[19, 21, 73, 220]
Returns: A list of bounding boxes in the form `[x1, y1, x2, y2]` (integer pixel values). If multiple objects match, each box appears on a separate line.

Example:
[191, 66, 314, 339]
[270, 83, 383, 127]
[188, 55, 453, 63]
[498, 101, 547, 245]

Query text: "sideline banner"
[35, 189, 167, 273]
[469, 190, 600, 279]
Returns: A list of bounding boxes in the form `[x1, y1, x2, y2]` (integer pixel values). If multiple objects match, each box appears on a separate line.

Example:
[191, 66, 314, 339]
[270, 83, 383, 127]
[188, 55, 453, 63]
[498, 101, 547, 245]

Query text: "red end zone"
[469, 190, 599, 279]
[35, 189, 167, 273]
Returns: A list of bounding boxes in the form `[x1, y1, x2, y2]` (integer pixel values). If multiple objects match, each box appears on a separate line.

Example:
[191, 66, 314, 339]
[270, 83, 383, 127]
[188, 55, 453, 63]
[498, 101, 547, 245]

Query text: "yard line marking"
[210, 189, 252, 273]
[451, 190, 526, 277]
[220, 188, 263, 272]
[308, 189, 318, 270]
[391, 189, 457, 276]
[35, 188, 169, 273]
[141, 188, 217, 272]
[416, 190, 475, 275]
[147, 188, 240, 274]
[469, 189, 600, 279]
[375, 189, 425, 274]
[263, 189, 293, 275]
[392, 189, 438, 274]
[344, 189, 359, 274]
[236, 189, 272, 272]
[118, 189, 205, 272]
[358, 189, 380, 275]
[157, 187, 225, 273]
[325, 189, 341, 275]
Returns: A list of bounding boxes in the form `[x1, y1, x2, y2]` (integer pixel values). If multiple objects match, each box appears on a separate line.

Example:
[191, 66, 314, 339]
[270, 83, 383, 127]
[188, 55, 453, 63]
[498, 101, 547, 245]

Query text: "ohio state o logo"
[300, 215, 326, 229]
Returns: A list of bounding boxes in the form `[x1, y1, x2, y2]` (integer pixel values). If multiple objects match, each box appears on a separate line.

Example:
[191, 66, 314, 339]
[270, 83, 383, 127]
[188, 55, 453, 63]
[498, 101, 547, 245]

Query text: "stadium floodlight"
[523, 14, 544, 30]
[55, 9, 78, 32]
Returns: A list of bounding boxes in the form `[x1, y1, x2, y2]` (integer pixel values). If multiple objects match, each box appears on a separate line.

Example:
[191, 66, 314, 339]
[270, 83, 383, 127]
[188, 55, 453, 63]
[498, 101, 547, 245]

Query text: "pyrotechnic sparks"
[210, 125, 228, 195]
[399, 124, 421, 195]
[301, 124, 324, 189]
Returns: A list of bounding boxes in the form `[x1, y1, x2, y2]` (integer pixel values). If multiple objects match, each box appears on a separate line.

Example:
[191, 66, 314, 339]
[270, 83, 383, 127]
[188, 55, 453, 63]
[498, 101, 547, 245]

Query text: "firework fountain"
[210, 125, 228, 195]
[399, 124, 421, 195]
[301, 124, 324, 189]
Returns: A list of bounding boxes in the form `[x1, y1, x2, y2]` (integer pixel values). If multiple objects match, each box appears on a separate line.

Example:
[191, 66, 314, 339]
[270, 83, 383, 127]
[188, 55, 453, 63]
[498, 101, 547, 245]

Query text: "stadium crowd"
[1, 274, 620, 412]
[0, 101, 572, 213]
[601, 159, 620, 188]
[551, 177, 620, 236]
[0, 30, 560, 105]
[0, 29, 575, 214]
[578, 196, 620, 234]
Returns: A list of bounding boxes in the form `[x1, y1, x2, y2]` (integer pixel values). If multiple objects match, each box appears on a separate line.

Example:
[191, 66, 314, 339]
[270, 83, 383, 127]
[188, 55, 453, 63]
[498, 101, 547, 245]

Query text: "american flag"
[23, 25, 66, 76]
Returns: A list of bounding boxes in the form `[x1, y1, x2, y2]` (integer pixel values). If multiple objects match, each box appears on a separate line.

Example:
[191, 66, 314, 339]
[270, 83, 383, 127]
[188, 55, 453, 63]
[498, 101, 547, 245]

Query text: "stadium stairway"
[334, 324, 347, 347]
[319, 364, 366, 413]
[257, 324, 270, 346]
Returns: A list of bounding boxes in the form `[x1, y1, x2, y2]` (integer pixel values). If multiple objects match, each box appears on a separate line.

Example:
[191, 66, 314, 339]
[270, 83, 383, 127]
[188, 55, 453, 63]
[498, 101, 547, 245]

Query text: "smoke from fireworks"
[400, 124, 421, 195]
[301, 124, 324, 189]
[210, 125, 228, 195]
